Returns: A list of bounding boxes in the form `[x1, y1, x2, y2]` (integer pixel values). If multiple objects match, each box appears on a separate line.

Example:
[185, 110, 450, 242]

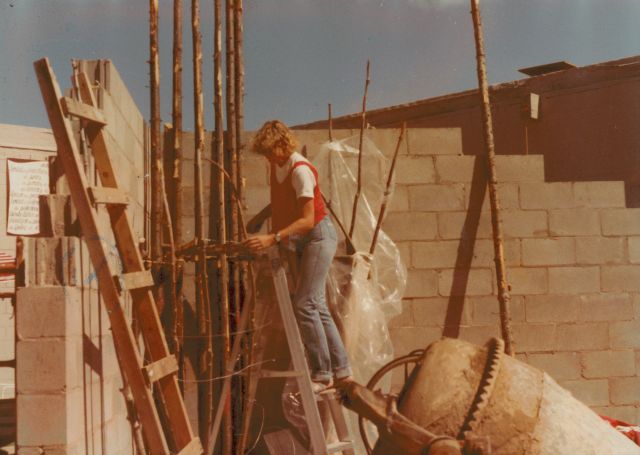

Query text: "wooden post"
[470, 0, 514, 356]
[149, 0, 163, 268]
[348, 60, 371, 243]
[328, 103, 333, 141]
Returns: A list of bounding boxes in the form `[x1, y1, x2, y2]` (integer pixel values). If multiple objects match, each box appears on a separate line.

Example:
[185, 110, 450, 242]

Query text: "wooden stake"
[348, 60, 371, 244]
[370, 123, 405, 255]
[328, 103, 333, 141]
[149, 0, 162, 264]
[470, 0, 514, 356]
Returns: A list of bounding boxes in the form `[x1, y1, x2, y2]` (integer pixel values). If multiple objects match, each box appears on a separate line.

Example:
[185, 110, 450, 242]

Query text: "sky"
[1, 0, 640, 131]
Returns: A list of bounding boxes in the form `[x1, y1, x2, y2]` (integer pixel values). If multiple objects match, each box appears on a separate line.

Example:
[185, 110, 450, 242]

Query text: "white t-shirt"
[274, 152, 316, 199]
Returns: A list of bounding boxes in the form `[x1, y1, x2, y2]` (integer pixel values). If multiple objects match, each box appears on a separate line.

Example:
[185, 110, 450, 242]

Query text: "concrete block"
[578, 294, 634, 322]
[519, 182, 575, 209]
[383, 212, 437, 241]
[628, 237, 640, 264]
[582, 350, 636, 378]
[548, 266, 600, 295]
[408, 184, 466, 211]
[574, 181, 626, 208]
[433, 156, 475, 182]
[494, 155, 545, 182]
[601, 209, 640, 236]
[524, 295, 579, 322]
[17, 394, 67, 446]
[590, 406, 638, 425]
[412, 297, 472, 326]
[16, 286, 82, 339]
[602, 266, 640, 292]
[555, 322, 609, 351]
[389, 327, 441, 356]
[16, 339, 82, 393]
[244, 185, 271, 220]
[508, 267, 548, 295]
[388, 300, 413, 328]
[576, 237, 625, 265]
[610, 377, 640, 405]
[438, 268, 493, 296]
[437, 211, 493, 240]
[526, 352, 581, 380]
[609, 320, 640, 348]
[240, 156, 269, 186]
[560, 379, 609, 406]
[502, 210, 548, 238]
[388, 185, 409, 213]
[412, 238, 519, 269]
[396, 241, 411, 267]
[521, 238, 575, 266]
[411, 241, 459, 269]
[471, 295, 525, 325]
[511, 323, 556, 352]
[459, 325, 501, 346]
[406, 128, 462, 156]
[479, 183, 520, 210]
[549, 209, 600, 236]
[394, 156, 436, 184]
[404, 269, 438, 298]
[364, 128, 407, 158]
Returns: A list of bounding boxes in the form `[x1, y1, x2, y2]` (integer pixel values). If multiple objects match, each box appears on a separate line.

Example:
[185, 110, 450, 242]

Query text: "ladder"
[33, 58, 202, 454]
[260, 248, 355, 455]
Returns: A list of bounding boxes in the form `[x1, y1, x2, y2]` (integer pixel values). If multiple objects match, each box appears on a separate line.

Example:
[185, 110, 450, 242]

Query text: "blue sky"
[1, 0, 639, 131]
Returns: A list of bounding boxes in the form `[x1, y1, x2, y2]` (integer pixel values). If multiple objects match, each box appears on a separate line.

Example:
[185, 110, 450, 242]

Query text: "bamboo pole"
[470, 0, 514, 356]
[370, 123, 405, 255]
[192, 0, 214, 447]
[149, 0, 162, 265]
[348, 60, 371, 243]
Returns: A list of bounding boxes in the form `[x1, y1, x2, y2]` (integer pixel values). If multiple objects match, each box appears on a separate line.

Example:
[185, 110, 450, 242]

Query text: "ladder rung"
[327, 441, 355, 453]
[143, 355, 179, 384]
[176, 437, 204, 455]
[117, 270, 155, 292]
[259, 369, 303, 379]
[89, 186, 130, 205]
[61, 96, 107, 125]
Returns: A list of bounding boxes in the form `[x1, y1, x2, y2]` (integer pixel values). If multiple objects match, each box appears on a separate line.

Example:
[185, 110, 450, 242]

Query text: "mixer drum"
[373, 338, 640, 454]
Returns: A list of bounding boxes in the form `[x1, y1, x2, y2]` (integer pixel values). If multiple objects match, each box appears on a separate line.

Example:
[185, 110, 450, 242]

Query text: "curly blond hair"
[251, 120, 299, 159]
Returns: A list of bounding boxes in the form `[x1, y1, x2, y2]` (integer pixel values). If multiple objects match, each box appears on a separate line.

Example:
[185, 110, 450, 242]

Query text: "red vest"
[270, 160, 327, 232]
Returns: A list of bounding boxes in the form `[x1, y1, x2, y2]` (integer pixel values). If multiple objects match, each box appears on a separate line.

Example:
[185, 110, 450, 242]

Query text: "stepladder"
[33, 57, 201, 454]
[250, 247, 356, 455]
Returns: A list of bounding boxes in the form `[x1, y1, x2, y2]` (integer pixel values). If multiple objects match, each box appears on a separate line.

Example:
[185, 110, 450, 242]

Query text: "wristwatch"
[274, 231, 282, 244]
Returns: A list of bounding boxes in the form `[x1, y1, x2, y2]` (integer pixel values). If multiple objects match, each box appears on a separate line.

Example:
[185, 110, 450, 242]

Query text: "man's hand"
[243, 234, 276, 252]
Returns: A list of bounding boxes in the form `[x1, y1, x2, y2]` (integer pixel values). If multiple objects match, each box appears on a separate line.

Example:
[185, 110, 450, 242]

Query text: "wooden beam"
[117, 270, 155, 292]
[88, 186, 129, 205]
[143, 355, 179, 384]
[60, 97, 107, 125]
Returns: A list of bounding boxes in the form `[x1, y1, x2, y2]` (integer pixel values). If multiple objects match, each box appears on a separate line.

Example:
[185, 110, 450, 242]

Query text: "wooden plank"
[88, 186, 129, 205]
[117, 270, 154, 292]
[60, 96, 107, 125]
[33, 58, 170, 454]
[259, 369, 302, 379]
[143, 355, 179, 384]
[74, 70, 200, 454]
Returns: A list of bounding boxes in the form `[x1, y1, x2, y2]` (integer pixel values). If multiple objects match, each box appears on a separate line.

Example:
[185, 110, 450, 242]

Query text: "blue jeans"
[294, 216, 352, 382]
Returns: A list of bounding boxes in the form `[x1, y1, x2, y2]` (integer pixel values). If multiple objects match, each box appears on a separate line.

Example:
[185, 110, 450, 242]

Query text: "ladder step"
[89, 186, 130, 205]
[176, 437, 204, 455]
[259, 369, 303, 379]
[143, 355, 179, 384]
[60, 96, 107, 125]
[327, 441, 355, 453]
[116, 270, 154, 292]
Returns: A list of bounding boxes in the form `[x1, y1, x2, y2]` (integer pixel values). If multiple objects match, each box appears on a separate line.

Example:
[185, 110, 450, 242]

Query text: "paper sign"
[7, 160, 50, 235]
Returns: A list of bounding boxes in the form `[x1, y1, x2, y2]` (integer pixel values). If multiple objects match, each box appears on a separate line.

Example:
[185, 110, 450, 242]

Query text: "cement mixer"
[341, 337, 640, 454]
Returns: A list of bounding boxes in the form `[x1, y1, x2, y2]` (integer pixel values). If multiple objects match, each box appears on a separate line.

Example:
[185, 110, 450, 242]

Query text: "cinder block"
[511, 323, 556, 352]
[526, 352, 581, 380]
[508, 267, 548, 295]
[609, 320, 640, 348]
[610, 377, 640, 405]
[601, 209, 640, 236]
[438, 268, 493, 296]
[548, 266, 600, 295]
[576, 237, 625, 265]
[388, 300, 413, 328]
[244, 185, 271, 220]
[501, 210, 548, 238]
[394, 156, 436, 184]
[602, 266, 640, 292]
[388, 185, 409, 213]
[471, 295, 525, 325]
[582, 350, 635, 379]
[406, 128, 462, 156]
[16, 286, 82, 339]
[389, 327, 441, 355]
[395, 241, 411, 267]
[578, 294, 634, 322]
[590, 406, 638, 425]
[17, 394, 67, 446]
[408, 184, 466, 211]
[434, 156, 475, 182]
[240, 156, 269, 186]
[560, 379, 609, 406]
[412, 241, 459, 269]
[549, 209, 600, 236]
[628, 237, 640, 264]
[479, 183, 520, 210]
[16, 338, 83, 393]
[494, 155, 545, 182]
[364, 128, 407, 157]
[412, 297, 472, 326]
[555, 322, 609, 351]
[574, 182, 626, 208]
[524, 295, 579, 322]
[437, 211, 493, 240]
[519, 182, 575, 209]
[459, 325, 501, 346]
[413, 238, 519, 269]
[383, 212, 437, 241]
[522, 238, 575, 266]
[404, 269, 438, 298]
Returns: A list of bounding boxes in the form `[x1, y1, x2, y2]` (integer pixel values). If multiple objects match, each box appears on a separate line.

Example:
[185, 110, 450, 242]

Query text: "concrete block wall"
[230, 127, 640, 422]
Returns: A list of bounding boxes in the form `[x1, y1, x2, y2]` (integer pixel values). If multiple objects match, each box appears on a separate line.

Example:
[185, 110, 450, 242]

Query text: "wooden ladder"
[33, 57, 202, 455]
[262, 248, 355, 455]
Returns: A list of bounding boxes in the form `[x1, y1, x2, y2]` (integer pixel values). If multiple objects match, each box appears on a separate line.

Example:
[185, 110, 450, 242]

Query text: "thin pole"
[470, 0, 514, 356]
[149, 0, 162, 264]
[192, 0, 214, 446]
[348, 60, 371, 243]
[328, 103, 333, 141]
[370, 123, 405, 255]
